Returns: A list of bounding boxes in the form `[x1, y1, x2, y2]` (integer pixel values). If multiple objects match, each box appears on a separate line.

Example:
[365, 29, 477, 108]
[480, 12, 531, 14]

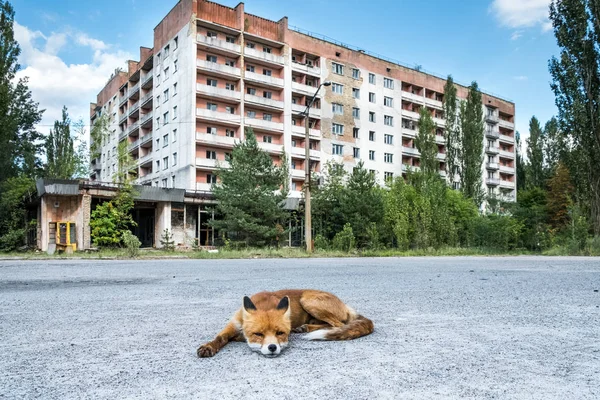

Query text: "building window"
[206, 150, 217, 160]
[384, 77, 394, 89]
[369, 150, 375, 160]
[207, 78, 217, 87]
[384, 115, 394, 126]
[263, 135, 272, 143]
[163, 111, 169, 125]
[247, 87, 256, 95]
[384, 96, 393, 107]
[369, 73, 375, 84]
[207, 30, 217, 38]
[163, 89, 169, 101]
[369, 112, 376, 122]
[162, 178, 168, 188]
[173, 59, 178, 72]
[226, 36, 235, 43]
[369, 92, 376, 103]
[207, 173, 217, 184]
[332, 143, 344, 155]
[173, 82, 177, 95]
[156, 73, 161, 85]
[353, 127, 359, 138]
[163, 156, 169, 169]
[225, 106, 235, 114]
[173, 152, 177, 166]
[173, 129, 177, 142]
[384, 153, 393, 163]
[226, 82, 235, 91]
[263, 91, 272, 99]
[352, 107, 360, 119]
[225, 59, 235, 67]
[164, 67, 169, 80]
[225, 152, 231, 161]
[352, 88, 360, 99]
[384, 172, 394, 181]
[163, 134, 168, 146]
[352, 68, 360, 79]
[263, 46, 272, 53]
[246, 65, 255, 73]
[332, 123, 344, 135]
[155, 138, 159, 148]
[331, 83, 343, 94]
[156, 160, 160, 170]
[332, 62, 344, 75]
[246, 41, 255, 49]
[332, 103, 344, 114]
[226, 129, 235, 138]
[263, 69, 272, 76]
[164, 45, 170, 57]
[206, 54, 217, 63]
[353, 147, 360, 158]
[207, 126, 217, 135]
[156, 95, 160, 104]
[369, 131, 375, 141]
[174, 36, 178, 49]
[384, 134, 393, 145]
[247, 110, 256, 118]
[263, 113, 272, 121]
[173, 106, 177, 119]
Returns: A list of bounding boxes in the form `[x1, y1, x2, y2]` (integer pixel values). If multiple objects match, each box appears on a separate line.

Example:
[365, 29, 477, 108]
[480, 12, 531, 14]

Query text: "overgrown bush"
[314, 234, 329, 250]
[332, 223, 355, 252]
[90, 185, 136, 248]
[122, 231, 141, 257]
[160, 229, 175, 251]
[470, 215, 523, 250]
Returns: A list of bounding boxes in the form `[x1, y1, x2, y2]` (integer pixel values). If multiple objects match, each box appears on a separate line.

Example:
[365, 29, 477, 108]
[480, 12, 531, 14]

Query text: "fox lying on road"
[197, 289, 374, 358]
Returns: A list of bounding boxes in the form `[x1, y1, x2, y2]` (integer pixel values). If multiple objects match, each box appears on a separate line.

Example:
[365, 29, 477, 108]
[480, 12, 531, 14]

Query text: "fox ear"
[243, 296, 257, 312]
[276, 296, 289, 311]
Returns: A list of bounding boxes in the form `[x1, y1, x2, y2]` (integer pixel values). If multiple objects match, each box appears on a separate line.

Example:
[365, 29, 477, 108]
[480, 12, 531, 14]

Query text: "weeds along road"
[0, 257, 599, 399]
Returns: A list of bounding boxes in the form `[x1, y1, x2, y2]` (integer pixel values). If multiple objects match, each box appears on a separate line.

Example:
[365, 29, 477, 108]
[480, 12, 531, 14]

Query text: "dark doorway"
[133, 207, 155, 248]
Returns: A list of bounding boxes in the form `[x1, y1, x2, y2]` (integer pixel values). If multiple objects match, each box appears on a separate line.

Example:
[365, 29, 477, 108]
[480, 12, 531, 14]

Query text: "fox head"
[241, 295, 291, 357]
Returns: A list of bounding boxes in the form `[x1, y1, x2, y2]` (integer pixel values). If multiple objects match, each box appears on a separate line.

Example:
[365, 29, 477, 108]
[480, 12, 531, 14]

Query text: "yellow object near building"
[56, 221, 77, 252]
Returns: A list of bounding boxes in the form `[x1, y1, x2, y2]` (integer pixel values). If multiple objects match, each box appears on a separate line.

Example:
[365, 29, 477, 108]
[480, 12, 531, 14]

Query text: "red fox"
[197, 289, 374, 358]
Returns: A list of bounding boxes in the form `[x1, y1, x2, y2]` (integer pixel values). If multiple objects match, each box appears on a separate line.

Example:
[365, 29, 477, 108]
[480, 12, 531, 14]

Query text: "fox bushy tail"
[305, 315, 374, 341]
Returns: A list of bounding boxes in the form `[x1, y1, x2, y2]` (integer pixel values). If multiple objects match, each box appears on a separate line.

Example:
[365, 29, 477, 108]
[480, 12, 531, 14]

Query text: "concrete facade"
[90, 0, 516, 203]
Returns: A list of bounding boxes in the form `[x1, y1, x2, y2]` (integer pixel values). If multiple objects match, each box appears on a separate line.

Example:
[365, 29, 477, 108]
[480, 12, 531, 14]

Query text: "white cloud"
[490, 0, 552, 31]
[513, 75, 528, 81]
[510, 31, 523, 41]
[13, 22, 133, 137]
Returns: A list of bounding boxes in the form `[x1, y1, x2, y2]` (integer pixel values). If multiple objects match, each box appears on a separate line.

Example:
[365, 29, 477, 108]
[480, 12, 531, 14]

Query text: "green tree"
[0, 176, 35, 251]
[312, 161, 347, 241]
[546, 162, 573, 232]
[210, 128, 289, 247]
[459, 82, 485, 206]
[45, 107, 77, 179]
[526, 116, 545, 189]
[443, 75, 460, 185]
[415, 107, 438, 176]
[548, 0, 600, 234]
[0, 0, 44, 182]
[543, 116, 563, 177]
[515, 131, 526, 192]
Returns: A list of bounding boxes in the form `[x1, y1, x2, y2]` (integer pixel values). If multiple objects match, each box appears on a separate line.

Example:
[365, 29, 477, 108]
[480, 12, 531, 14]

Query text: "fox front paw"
[292, 324, 308, 333]
[197, 343, 217, 358]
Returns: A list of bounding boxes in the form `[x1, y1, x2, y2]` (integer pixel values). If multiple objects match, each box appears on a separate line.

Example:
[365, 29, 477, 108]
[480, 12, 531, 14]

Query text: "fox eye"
[276, 331, 286, 336]
[253, 333, 264, 337]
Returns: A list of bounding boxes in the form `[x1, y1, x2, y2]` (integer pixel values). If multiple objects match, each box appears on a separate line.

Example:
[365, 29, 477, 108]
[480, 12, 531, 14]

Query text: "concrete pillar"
[82, 194, 92, 250]
[155, 201, 172, 248]
[40, 196, 48, 251]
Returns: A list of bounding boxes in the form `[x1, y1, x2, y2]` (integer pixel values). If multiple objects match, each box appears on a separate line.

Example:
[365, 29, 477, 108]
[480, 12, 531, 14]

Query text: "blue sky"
[12, 0, 557, 140]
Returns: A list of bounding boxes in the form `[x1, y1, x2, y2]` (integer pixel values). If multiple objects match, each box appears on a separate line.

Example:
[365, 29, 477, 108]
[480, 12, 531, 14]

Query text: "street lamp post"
[304, 81, 331, 253]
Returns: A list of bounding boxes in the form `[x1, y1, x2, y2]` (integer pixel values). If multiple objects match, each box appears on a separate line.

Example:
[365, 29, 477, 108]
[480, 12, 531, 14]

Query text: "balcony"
[486, 145, 500, 154]
[402, 146, 420, 157]
[486, 162, 499, 170]
[402, 91, 424, 103]
[499, 180, 516, 189]
[196, 182, 213, 192]
[128, 121, 140, 135]
[499, 134, 515, 143]
[119, 95, 128, 107]
[291, 169, 305, 180]
[402, 109, 420, 120]
[401, 126, 417, 138]
[424, 96, 443, 109]
[140, 93, 153, 109]
[499, 149, 515, 159]
[140, 133, 153, 147]
[436, 153, 447, 161]
[402, 164, 420, 173]
[141, 73, 153, 90]
[291, 125, 321, 138]
[292, 82, 321, 97]
[291, 61, 321, 76]
[196, 158, 230, 169]
[244, 117, 284, 132]
[128, 83, 140, 98]
[258, 142, 284, 154]
[195, 132, 237, 148]
[128, 138, 140, 151]
[197, 34, 241, 55]
[290, 146, 320, 159]
[119, 112, 127, 125]
[128, 101, 140, 116]
[439, 170, 447, 178]
[485, 113, 499, 124]
[499, 118, 515, 129]
[485, 130, 500, 139]
[140, 111, 153, 128]
[138, 153, 153, 167]
[291, 103, 321, 119]
[196, 83, 241, 102]
[245, 70, 283, 87]
[197, 59, 241, 78]
[196, 108, 241, 126]
[486, 178, 501, 186]
[245, 93, 284, 110]
[435, 135, 446, 145]
[499, 165, 515, 174]
[244, 47, 284, 65]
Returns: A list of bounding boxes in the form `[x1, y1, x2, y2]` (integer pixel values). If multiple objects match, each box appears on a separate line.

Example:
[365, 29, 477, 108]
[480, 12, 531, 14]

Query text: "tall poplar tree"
[459, 82, 484, 206]
[443, 75, 460, 184]
[526, 116, 545, 189]
[415, 107, 438, 177]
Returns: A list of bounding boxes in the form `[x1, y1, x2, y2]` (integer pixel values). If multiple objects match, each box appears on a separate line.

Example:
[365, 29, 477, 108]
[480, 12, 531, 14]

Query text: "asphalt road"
[0, 256, 599, 399]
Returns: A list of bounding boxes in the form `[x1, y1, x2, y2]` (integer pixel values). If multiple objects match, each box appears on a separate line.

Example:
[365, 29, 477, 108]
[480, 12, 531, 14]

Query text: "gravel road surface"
[1, 256, 599, 399]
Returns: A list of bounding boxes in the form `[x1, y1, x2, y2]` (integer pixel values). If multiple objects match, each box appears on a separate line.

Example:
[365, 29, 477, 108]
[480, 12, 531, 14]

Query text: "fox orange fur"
[197, 289, 374, 358]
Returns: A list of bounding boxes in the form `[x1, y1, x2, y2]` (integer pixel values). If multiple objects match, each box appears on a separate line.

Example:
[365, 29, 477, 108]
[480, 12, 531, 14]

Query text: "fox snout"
[242, 295, 291, 358]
